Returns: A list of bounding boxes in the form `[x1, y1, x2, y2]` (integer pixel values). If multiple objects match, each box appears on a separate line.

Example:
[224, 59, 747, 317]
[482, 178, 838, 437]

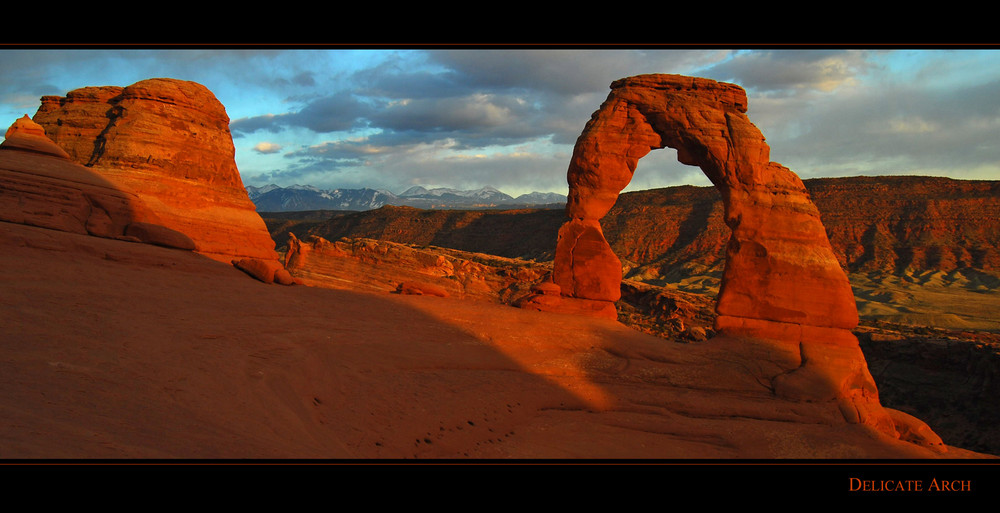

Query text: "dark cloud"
[701, 49, 881, 95]
[231, 114, 286, 135]
[232, 90, 373, 135]
[4, 48, 997, 193]
[284, 139, 375, 167]
[365, 93, 553, 148]
[351, 63, 469, 100]
[245, 50, 732, 152]
[234, 65, 562, 150]
[428, 49, 728, 96]
[290, 71, 316, 88]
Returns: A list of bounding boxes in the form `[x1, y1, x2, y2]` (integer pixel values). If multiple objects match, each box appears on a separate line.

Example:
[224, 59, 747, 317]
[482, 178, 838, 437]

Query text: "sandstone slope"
[0, 116, 195, 250]
[1, 220, 982, 459]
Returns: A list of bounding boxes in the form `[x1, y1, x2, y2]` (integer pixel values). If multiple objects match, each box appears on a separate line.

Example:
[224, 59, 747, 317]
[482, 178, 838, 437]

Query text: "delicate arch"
[553, 74, 859, 339]
[545, 75, 931, 439]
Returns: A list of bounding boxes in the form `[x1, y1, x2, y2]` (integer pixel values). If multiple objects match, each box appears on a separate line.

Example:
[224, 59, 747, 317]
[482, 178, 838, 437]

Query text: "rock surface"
[32, 78, 278, 264]
[0, 116, 194, 250]
[550, 74, 923, 444]
[2, 220, 987, 460]
[284, 233, 550, 303]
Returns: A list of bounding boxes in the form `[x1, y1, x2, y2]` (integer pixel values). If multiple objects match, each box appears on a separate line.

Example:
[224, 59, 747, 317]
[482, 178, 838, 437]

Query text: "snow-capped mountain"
[245, 184, 282, 201]
[247, 184, 566, 212]
[248, 184, 400, 211]
[399, 185, 514, 203]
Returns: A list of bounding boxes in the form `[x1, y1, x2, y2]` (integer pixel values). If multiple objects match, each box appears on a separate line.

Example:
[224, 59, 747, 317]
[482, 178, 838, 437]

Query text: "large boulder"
[32, 78, 278, 264]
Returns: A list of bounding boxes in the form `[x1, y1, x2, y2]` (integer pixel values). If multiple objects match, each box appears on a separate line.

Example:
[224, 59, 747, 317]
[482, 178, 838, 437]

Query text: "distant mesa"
[543, 73, 943, 449]
[32, 78, 279, 266]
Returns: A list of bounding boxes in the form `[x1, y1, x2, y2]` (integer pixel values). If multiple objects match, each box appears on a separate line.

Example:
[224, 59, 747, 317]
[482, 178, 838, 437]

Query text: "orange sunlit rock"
[0, 116, 194, 250]
[550, 74, 924, 443]
[33, 78, 279, 265]
[285, 232, 550, 301]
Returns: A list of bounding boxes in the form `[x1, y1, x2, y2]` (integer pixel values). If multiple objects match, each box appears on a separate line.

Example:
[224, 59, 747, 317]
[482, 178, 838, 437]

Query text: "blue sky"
[1, 47, 998, 196]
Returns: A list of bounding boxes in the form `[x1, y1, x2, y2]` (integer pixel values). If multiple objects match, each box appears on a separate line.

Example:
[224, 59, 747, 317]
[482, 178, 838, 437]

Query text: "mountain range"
[246, 184, 567, 212]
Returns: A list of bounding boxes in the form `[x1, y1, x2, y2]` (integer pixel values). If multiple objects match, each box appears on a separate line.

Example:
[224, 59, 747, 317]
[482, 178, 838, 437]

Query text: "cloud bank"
[2, 48, 998, 195]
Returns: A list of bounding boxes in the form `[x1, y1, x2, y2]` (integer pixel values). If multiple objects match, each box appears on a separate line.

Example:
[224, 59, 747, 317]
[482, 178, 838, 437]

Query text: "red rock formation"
[395, 281, 450, 297]
[32, 78, 278, 265]
[556, 74, 857, 331]
[292, 205, 564, 262]
[233, 257, 295, 285]
[550, 74, 939, 447]
[284, 233, 549, 302]
[0, 115, 194, 250]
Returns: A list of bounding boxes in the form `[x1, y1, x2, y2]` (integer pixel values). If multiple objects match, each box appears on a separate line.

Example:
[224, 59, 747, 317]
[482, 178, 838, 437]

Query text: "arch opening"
[623, 146, 714, 193]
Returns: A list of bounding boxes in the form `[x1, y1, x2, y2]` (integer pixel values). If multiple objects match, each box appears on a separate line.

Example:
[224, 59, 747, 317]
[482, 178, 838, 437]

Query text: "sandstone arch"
[551, 75, 942, 445]
[555, 74, 858, 335]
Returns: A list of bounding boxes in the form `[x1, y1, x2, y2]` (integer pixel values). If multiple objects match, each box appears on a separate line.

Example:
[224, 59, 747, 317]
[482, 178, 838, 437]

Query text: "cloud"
[764, 77, 1000, 178]
[285, 137, 384, 167]
[232, 49, 734, 153]
[231, 89, 374, 135]
[374, 94, 517, 131]
[235, 49, 1000, 192]
[428, 49, 731, 96]
[252, 141, 282, 154]
[702, 49, 879, 95]
[5, 48, 998, 193]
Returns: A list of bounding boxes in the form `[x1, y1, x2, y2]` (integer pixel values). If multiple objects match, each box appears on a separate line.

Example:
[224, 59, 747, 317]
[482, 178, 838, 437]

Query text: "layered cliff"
[32, 78, 278, 264]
